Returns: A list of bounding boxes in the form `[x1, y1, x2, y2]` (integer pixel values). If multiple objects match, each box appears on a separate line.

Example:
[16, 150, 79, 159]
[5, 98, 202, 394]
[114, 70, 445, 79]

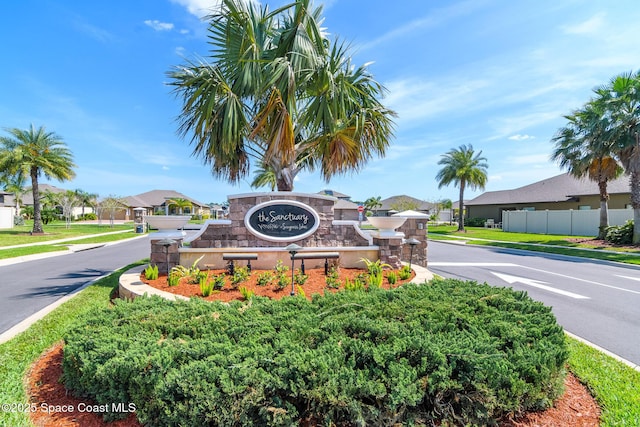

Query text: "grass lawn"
[0, 265, 638, 426]
[0, 221, 135, 247]
[428, 225, 640, 265]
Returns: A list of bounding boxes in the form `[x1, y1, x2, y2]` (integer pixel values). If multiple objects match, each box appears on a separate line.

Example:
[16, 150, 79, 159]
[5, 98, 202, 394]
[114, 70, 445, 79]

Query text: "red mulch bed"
[26, 267, 601, 426]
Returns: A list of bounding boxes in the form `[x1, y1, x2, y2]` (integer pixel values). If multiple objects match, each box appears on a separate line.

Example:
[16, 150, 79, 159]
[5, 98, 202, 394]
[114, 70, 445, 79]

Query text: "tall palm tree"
[167, 0, 396, 191]
[0, 125, 75, 234]
[551, 101, 624, 239]
[601, 70, 640, 244]
[436, 144, 488, 232]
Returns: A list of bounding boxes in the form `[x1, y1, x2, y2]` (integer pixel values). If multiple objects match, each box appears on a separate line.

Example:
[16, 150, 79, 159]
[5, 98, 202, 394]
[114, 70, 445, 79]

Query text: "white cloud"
[73, 19, 115, 43]
[508, 134, 535, 141]
[170, 0, 222, 18]
[384, 77, 490, 125]
[562, 13, 605, 35]
[144, 20, 174, 31]
[361, 0, 489, 52]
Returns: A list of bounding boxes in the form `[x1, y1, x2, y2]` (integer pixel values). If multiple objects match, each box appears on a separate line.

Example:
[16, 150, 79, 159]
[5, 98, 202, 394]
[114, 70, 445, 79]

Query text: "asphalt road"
[428, 240, 640, 367]
[0, 236, 150, 336]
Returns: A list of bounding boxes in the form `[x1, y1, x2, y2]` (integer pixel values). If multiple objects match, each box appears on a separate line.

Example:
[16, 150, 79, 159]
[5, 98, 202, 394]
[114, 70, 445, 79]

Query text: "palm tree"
[74, 189, 98, 218]
[438, 198, 453, 224]
[0, 172, 27, 217]
[601, 70, 640, 244]
[436, 144, 488, 232]
[250, 163, 277, 191]
[166, 197, 193, 215]
[0, 125, 75, 234]
[551, 101, 624, 239]
[363, 196, 382, 215]
[167, 0, 396, 191]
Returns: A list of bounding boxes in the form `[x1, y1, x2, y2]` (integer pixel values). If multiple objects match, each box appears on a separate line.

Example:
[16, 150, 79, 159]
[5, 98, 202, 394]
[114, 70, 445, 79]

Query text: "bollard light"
[285, 243, 302, 296]
[158, 238, 176, 277]
[406, 238, 420, 271]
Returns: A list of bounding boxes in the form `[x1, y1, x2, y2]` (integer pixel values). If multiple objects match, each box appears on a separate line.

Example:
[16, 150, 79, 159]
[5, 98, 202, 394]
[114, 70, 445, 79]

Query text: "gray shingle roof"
[379, 195, 434, 211]
[123, 190, 208, 208]
[466, 173, 630, 205]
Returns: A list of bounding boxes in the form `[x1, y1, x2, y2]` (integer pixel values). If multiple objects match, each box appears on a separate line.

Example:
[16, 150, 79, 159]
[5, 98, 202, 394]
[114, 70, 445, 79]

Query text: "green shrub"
[344, 276, 365, 291]
[62, 279, 567, 426]
[212, 273, 226, 290]
[231, 266, 250, 288]
[386, 271, 398, 285]
[325, 266, 341, 288]
[294, 269, 308, 285]
[76, 213, 98, 221]
[398, 265, 412, 280]
[256, 271, 274, 286]
[167, 271, 181, 287]
[199, 275, 214, 296]
[465, 217, 487, 227]
[605, 220, 634, 245]
[239, 286, 254, 300]
[273, 261, 290, 289]
[143, 264, 158, 280]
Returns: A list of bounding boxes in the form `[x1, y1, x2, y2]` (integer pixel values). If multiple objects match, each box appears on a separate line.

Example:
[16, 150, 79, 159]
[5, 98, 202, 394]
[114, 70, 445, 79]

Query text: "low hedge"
[62, 279, 567, 426]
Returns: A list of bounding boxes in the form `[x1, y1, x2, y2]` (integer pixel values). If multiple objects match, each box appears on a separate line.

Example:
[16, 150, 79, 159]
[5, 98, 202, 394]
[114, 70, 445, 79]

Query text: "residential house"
[377, 195, 434, 217]
[20, 184, 92, 218]
[120, 190, 209, 222]
[466, 173, 631, 222]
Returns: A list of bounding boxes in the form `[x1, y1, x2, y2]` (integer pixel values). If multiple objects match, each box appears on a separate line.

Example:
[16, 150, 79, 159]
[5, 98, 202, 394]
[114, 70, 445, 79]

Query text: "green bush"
[62, 279, 567, 425]
[464, 217, 487, 227]
[76, 213, 98, 221]
[605, 220, 634, 245]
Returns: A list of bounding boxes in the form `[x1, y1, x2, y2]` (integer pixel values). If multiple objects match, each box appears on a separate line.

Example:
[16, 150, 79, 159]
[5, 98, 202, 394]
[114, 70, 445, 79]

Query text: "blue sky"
[2, 1, 639, 205]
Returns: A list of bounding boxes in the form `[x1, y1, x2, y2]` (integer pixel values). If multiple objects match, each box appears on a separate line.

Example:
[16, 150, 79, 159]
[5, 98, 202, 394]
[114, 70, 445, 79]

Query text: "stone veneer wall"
[398, 218, 428, 268]
[150, 193, 429, 272]
[150, 237, 183, 276]
[189, 192, 370, 249]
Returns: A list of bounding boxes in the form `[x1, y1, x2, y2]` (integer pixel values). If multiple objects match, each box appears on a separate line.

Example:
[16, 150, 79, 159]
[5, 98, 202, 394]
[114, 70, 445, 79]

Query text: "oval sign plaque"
[245, 200, 320, 242]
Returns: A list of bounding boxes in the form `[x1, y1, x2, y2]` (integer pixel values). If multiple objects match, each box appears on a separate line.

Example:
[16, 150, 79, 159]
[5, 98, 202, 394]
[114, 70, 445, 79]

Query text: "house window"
[578, 205, 591, 210]
[522, 207, 535, 211]
[0, 195, 4, 203]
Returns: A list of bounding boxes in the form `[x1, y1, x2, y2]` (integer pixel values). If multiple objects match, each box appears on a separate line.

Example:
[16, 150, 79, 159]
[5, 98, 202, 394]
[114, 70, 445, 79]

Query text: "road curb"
[565, 331, 640, 372]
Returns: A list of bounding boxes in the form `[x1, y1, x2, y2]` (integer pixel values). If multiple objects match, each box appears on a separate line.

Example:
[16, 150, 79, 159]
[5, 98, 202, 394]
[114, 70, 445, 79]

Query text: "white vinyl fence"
[0, 207, 14, 229]
[502, 209, 633, 236]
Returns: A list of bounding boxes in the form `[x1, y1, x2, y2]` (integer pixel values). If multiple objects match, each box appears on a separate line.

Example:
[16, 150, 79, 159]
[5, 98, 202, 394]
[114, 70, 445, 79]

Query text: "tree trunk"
[276, 165, 296, 191]
[597, 180, 609, 240]
[31, 168, 44, 234]
[457, 181, 465, 232]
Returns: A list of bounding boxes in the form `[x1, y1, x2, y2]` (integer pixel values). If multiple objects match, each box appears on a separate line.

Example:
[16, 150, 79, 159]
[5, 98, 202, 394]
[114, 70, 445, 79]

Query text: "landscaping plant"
[61, 279, 568, 425]
[256, 271, 274, 286]
[230, 266, 250, 289]
[143, 264, 158, 280]
[199, 276, 214, 297]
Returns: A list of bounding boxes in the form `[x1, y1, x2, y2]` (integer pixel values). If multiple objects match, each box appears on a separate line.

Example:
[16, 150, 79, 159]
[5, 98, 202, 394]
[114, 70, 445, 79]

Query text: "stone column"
[150, 238, 183, 276]
[372, 235, 404, 269]
[398, 218, 428, 268]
